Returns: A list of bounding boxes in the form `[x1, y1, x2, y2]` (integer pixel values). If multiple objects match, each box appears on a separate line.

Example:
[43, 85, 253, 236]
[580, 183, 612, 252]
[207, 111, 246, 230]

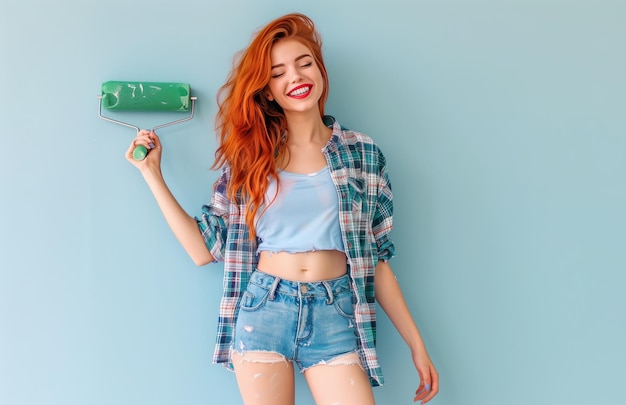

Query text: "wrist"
[409, 341, 428, 356]
[141, 167, 165, 186]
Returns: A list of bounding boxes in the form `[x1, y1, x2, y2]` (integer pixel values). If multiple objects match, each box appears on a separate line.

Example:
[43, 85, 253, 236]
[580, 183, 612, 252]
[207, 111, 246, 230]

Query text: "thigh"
[232, 351, 295, 405]
[304, 361, 375, 405]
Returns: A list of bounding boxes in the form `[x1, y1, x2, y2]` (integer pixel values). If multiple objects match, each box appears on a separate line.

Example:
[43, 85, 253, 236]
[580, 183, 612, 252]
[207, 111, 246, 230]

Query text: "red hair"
[212, 13, 329, 239]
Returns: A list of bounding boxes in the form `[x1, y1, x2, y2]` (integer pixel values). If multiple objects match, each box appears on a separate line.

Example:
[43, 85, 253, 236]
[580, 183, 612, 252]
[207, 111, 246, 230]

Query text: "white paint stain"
[269, 372, 281, 383]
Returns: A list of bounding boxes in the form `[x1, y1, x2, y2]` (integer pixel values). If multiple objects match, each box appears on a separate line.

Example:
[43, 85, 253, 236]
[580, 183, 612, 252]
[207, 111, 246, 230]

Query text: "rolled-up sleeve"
[372, 149, 395, 262]
[196, 166, 231, 263]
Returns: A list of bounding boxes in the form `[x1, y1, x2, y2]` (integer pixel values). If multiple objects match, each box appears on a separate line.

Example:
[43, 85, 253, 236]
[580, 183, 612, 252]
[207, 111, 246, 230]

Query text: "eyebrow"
[271, 54, 312, 70]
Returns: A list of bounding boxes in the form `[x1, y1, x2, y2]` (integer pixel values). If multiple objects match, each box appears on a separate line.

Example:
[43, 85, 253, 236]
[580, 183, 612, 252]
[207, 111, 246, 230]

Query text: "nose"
[288, 68, 302, 84]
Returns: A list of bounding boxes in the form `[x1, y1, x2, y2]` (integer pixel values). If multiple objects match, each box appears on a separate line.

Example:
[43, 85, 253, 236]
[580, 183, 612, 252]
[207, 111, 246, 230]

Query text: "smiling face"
[265, 38, 325, 116]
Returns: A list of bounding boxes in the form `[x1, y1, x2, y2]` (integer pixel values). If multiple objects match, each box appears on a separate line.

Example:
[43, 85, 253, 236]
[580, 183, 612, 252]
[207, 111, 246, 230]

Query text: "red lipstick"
[287, 84, 312, 99]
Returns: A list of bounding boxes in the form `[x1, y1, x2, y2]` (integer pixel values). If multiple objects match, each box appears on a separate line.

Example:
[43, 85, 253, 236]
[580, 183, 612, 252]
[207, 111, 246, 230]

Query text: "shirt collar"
[322, 115, 341, 153]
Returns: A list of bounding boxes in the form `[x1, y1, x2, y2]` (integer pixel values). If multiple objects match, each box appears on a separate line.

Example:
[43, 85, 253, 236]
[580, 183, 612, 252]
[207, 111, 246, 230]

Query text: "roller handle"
[132, 139, 157, 161]
[132, 145, 149, 161]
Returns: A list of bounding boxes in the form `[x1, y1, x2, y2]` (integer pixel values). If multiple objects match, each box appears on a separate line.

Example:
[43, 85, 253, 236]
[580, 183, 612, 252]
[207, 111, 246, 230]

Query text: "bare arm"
[375, 260, 439, 403]
[127, 130, 214, 266]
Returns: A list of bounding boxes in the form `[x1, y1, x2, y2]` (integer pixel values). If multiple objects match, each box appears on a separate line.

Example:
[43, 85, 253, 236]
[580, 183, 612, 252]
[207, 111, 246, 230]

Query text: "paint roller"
[97, 81, 197, 160]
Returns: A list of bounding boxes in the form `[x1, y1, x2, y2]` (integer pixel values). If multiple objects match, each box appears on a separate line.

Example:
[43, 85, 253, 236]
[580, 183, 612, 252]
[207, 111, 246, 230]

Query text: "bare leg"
[304, 354, 375, 405]
[232, 351, 296, 405]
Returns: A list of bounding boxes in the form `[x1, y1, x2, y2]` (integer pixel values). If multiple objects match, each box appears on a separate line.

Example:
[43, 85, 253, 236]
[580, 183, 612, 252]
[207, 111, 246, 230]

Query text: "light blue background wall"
[1, 0, 624, 404]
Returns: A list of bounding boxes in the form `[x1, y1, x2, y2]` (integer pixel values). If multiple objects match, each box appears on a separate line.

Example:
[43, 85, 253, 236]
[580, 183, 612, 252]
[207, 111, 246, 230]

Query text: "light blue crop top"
[255, 166, 344, 254]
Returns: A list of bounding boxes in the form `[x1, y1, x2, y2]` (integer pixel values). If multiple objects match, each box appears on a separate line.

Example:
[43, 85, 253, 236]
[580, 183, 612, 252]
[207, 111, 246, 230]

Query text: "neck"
[284, 110, 329, 145]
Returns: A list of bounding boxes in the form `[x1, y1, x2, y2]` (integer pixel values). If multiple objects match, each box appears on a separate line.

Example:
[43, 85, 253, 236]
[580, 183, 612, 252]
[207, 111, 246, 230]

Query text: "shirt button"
[300, 284, 309, 294]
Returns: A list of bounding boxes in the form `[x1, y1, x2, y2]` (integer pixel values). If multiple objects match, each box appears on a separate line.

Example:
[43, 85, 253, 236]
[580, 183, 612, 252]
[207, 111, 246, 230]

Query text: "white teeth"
[289, 86, 310, 96]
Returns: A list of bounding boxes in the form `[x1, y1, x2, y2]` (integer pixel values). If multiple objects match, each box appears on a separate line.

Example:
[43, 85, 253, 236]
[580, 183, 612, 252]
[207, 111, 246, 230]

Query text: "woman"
[127, 13, 438, 405]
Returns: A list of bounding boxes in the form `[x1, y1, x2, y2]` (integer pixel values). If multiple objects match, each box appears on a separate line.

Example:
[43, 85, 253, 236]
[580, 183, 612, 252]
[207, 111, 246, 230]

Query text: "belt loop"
[322, 281, 334, 305]
[268, 275, 280, 301]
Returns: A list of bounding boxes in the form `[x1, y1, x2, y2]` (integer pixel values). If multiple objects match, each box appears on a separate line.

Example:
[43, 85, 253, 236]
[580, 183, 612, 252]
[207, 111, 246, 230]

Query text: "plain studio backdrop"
[1, 1, 624, 404]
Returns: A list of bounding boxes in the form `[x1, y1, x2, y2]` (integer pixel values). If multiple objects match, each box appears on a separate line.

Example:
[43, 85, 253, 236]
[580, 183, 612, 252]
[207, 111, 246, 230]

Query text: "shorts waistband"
[250, 270, 351, 302]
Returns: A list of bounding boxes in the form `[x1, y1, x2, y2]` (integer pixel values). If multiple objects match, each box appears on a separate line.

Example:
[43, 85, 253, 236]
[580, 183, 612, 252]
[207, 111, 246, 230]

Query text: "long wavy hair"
[212, 13, 330, 239]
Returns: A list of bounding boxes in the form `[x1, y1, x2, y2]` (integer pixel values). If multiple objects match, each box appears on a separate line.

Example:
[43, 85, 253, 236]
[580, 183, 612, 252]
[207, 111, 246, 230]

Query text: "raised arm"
[375, 260, 439, 403]
[126, 130, 214, 266]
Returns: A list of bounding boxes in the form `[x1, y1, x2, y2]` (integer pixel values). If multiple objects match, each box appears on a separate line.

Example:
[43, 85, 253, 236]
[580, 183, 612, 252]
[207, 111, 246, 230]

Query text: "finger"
[135, 129, 150, 140]
[135, 129, 152, 143]
[133, 130, 158, 151]
[419, 375, 439, 404]
[412, 369, 425, 400]
[414, 388, 432, 403]
[421, 390, 437, 404]
[413, 368, 439, 403]
[148, 130, 161, 149]
[413, 386, 428, 402]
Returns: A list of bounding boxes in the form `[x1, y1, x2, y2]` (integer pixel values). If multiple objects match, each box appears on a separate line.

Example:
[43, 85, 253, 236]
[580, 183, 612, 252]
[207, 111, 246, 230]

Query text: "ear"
[265, 90, 274, 101]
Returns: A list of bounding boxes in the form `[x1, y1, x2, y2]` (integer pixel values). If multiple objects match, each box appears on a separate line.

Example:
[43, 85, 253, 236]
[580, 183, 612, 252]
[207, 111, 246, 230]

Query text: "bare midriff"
[257, 250, 348, 282]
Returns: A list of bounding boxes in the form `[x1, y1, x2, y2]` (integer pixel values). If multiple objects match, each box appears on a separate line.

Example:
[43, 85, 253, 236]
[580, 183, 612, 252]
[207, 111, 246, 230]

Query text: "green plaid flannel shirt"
[197, 117, 395, 386]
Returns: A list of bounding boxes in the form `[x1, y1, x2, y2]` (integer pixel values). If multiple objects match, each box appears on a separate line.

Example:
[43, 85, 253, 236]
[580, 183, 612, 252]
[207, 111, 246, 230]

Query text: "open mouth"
[288, 84, 312, 97]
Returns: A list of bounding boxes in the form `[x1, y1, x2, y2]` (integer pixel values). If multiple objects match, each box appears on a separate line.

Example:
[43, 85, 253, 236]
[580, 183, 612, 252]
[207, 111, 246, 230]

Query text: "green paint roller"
[97, 81, 197, 160]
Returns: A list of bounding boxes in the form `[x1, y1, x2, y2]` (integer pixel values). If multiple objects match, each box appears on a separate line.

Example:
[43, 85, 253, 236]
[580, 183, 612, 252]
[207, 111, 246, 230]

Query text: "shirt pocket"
[347, 177, 366, 215]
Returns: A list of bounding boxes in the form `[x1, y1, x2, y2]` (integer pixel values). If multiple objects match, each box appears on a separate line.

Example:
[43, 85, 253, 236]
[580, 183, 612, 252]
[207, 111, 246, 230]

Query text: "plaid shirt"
[197, 116, 395, 386]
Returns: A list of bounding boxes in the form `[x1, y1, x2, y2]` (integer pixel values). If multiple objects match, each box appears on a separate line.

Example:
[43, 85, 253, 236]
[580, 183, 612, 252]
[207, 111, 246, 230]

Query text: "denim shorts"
[233, 270, 359, 371]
